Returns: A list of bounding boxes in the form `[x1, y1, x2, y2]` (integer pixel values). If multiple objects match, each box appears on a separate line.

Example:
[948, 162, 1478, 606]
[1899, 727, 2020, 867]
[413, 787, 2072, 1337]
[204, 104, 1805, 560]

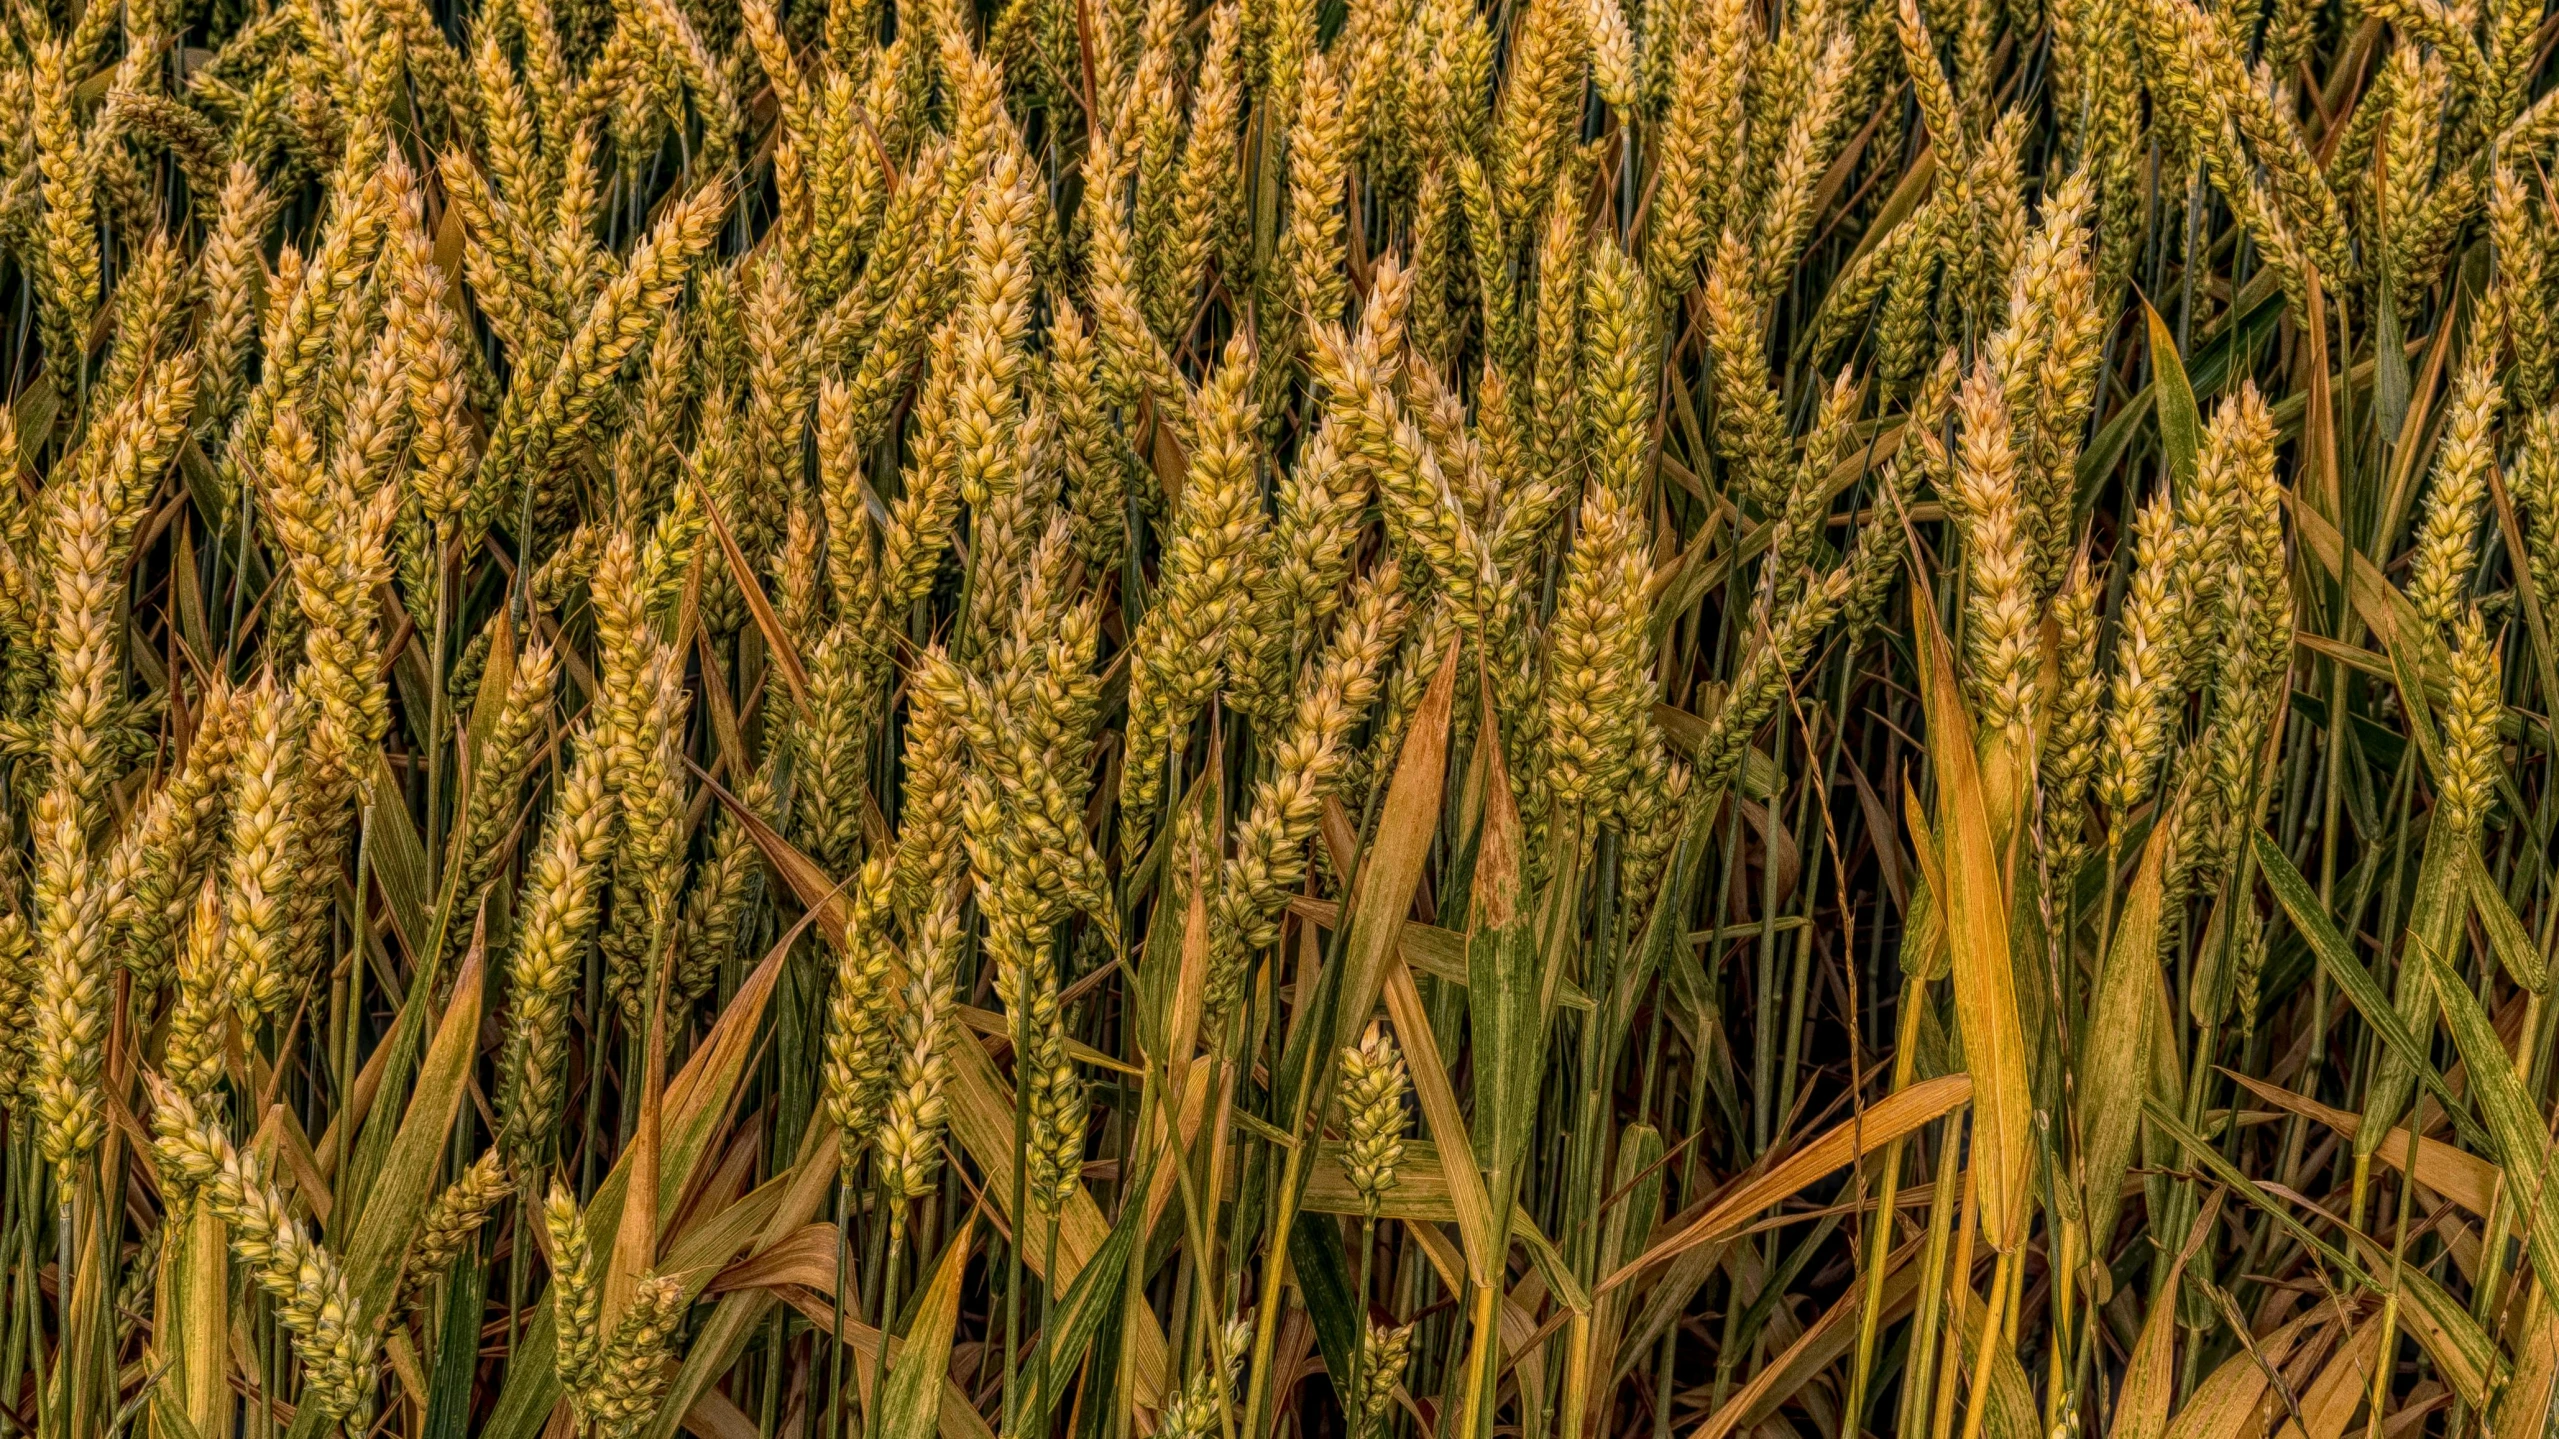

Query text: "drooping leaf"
[2252, 831, 2491, 1152]
[1912, 599, 2032, 1251]
[1289, 1210, 1363, 1412]
[2220, 1070, 2497, 1215]
[2144, 298, 2201, 493]
[2470, 850, 2547, 993]
[2108, 1193, 2219, 1439]
[1464, 693, 1540, 1235]
[2079, 820, 2171, 1251]
[2421, 941, 2559, 1310]
[1601, 1074, 1972, 1292]
[1384, 963, 1502, 1285]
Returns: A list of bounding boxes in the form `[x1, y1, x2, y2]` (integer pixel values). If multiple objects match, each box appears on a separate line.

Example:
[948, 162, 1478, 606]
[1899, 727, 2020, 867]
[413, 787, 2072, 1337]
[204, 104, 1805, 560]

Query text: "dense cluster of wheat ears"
[6, 0, 2559, 1436]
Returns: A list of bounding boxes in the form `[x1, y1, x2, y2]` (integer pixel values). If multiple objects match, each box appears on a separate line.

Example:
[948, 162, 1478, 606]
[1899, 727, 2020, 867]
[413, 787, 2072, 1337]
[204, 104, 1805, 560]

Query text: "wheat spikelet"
[1358, 1322, 1414, 1432]
[2407, 356, 2500, 632]
[1339, 1028, 1411, 1216]
[2096, 488, 2188, 840]
[1119, 335, 1265, 854]
[1704, 234, 1789, 509]
[0, 914, 30, 1111]
[878, 897, 961, 1202]
[396, 1152, 510, 1311]
[2490, 171, 2555, 407]
[1210, 564, 1406, 1018]
[106, 676, 245, 990]
[32, 356, 199, 1177]
[2440, 612, 2503, 838]
[32, 38, 100, 405]
[824, 856, 904, 1165]
[1951, 361, 2038, 737]
[498, 723, 618, 1169]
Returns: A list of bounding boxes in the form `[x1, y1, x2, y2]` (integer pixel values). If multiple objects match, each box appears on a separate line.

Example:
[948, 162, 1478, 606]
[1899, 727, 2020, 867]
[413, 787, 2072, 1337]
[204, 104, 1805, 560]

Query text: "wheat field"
[0, 0, 2553, 1437]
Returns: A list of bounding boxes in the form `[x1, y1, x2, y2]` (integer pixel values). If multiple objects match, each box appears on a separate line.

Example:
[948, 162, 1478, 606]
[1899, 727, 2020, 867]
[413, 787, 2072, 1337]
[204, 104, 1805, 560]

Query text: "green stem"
[1347, 1214, 1376, 1439]
[425, 523, 451, 886]
[1005, 981, 1031, 1435]
[873, 1205, 907, 1438]
[830, 1175, 851, 1439]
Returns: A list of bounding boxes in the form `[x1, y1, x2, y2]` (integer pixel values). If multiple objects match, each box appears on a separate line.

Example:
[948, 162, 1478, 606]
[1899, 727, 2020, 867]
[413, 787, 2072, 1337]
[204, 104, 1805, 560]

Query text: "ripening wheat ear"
[106, 674, 245, 992]
[397, 1152, 510, 1310]
[2407, 356, 2501, 632]
[444, 635, 561, 955]
[1208, 563, 1407, 1023]
[150, 1080, 381, 1431]
[2097, 487, 2189, 841]
[31, 354, 199, 1181]
[1949, 361, 2037, 738]
[162, 876, 230, 1101]
[499, 722, 620, 1171]
[2438, 612, 2504, 839]
[824, 855, 903, 1169]
[1339, 1028, 1411, 1218]
[1118, 332, 1266, 857]
[387, 186, 482, 545]
[0, 912, 30, 1109]
[878, 897, 962, 1205]
[2037, 557, 2105, 880]
[32, 37, 100, 406]
[1702, 235, 1789, 511]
